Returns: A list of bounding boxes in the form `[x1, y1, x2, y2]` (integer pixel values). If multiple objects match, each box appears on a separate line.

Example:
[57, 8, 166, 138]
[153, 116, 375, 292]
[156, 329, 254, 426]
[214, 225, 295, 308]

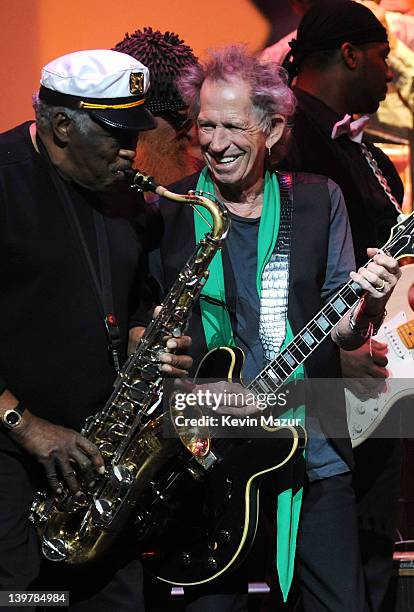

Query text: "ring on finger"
[374, 279, 386, 292]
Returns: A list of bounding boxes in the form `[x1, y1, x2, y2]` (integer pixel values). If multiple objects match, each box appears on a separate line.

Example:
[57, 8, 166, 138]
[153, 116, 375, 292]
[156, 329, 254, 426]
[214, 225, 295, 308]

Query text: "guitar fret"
[301, 329, 317, 348]
[341, 288, 359, 308]
[348, 281, 364, 298]
[253, 378, 271, 394]
[250, 381, 263, 395]
[282, 350, 297, 368]
[296, 337, 311, 355]
[261, 372, 280, 392]
[308, 322, 325, 342]
[289, 343, 306, 363]
[266, 366, 283, 386]
[315, 314, 331, 332]
[331, 296, 348, 315]
[271, 362, 290, 380]
[277, 355, 295, 376]
[326, 303, 343, 320]
[322, 307, 341, 326]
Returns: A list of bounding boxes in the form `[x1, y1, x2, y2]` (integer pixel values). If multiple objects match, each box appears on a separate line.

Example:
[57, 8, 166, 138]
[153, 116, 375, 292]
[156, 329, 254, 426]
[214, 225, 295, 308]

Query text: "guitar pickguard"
[347, 265, 414, 447]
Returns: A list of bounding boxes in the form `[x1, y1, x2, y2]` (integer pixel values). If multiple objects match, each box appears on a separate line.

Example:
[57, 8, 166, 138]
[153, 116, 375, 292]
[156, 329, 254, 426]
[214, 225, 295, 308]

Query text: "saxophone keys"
[97, 442, 115, 458]
[42, 538, 70, 562]
[112, 464, 134, 488]
[107, 422, 128, 440]
[92, 498, 113, 527]
[116, 400, 135, 415]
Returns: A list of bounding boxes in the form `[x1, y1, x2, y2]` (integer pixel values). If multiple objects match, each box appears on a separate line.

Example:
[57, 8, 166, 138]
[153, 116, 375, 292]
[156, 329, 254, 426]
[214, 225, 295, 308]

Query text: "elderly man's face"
[62, 116, 139, 192]
[197, 77, 268, 193]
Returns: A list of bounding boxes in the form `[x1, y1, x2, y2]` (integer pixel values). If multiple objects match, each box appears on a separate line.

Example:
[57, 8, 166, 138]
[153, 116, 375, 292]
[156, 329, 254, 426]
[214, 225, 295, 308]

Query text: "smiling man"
[0, 49, 192, 611]
[149, 45, 402, 612]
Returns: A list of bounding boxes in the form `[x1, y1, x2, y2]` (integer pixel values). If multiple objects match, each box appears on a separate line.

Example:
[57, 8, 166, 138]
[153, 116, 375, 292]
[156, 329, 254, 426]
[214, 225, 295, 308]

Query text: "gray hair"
[178, 45, 296, 136]
[32, 92, 91, 134]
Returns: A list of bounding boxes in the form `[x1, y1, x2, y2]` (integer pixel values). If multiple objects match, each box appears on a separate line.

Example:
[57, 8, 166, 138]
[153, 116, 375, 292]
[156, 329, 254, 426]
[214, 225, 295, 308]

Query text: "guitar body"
[141, 347, 305, 586]
[346, 264, 414, 447]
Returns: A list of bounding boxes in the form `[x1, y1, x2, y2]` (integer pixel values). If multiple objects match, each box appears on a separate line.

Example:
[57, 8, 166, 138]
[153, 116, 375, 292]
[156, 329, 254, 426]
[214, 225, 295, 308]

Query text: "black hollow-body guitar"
[140, 213, 414, 587]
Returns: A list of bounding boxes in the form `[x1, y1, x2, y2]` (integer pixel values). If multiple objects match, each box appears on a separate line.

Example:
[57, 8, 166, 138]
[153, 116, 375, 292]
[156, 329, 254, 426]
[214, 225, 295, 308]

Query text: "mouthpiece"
[127, 169, 159, 194]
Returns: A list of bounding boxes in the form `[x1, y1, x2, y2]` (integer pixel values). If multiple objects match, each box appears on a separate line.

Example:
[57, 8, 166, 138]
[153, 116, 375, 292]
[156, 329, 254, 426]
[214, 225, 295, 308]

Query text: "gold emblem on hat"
[130, 72, 144, 95]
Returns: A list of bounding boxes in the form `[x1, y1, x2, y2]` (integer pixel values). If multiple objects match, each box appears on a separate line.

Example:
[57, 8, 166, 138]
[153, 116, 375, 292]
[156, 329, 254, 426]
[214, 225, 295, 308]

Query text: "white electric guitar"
[346, 264, 414, 447]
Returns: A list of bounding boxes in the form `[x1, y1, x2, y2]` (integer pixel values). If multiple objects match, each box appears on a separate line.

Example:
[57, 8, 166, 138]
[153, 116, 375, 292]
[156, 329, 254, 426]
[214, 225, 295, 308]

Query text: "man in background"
[113, 27, 202, 187]
[362, 0, 414, 142]
[279, 2, 404, 609]
[262, 0, 414, 147]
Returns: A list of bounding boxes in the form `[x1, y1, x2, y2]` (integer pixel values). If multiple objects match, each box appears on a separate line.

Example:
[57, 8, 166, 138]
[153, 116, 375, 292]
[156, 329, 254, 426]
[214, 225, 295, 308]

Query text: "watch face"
[3, 409, 21, 428]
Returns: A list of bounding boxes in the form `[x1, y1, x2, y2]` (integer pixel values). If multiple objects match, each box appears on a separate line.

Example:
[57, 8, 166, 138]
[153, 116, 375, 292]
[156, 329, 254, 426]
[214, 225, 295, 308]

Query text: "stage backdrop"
[0, 0, 269, 132]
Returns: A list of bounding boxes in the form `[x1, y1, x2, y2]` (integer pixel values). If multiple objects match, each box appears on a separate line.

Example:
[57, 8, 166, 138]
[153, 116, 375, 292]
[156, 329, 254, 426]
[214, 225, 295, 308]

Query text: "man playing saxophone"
[0, 49, 192, 611]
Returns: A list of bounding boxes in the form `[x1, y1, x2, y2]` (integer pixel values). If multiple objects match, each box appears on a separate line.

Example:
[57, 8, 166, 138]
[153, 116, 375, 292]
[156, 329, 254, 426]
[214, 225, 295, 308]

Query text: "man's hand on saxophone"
[158, 335, 193, 376]
[0, 321, 193, 497]
[0, 389, 105, 496]
[129, 325, 193, 377]
[129, 304, 193, 377]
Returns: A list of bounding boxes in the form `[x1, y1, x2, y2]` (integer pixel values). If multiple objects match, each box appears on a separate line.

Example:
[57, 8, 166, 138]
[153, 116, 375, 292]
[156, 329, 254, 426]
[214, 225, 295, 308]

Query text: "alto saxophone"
[30, 170, 230, 564]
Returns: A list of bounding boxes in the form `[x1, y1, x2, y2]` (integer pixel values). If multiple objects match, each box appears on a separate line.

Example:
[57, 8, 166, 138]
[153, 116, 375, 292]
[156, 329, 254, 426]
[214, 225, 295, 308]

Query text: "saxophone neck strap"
[36, 135, 121, 373]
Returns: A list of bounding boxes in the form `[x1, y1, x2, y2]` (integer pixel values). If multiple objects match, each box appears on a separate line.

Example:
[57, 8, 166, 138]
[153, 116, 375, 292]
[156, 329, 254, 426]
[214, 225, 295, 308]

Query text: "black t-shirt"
[225, 212, 263, 382]
[0, 122, 147, 450]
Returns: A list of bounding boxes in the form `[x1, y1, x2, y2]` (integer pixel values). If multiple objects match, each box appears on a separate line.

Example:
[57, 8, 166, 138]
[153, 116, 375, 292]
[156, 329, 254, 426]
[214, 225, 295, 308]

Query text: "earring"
[267, 146, 271, 157]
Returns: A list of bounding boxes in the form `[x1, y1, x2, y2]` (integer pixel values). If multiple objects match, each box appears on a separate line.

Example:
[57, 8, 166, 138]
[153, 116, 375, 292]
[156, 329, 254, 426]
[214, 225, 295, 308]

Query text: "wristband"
[349, 299, 386, 338]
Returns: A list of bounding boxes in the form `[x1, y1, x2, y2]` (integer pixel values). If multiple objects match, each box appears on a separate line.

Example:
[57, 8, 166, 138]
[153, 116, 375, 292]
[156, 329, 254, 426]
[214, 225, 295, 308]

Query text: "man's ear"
[266, 115, 286, 149]
[51, 111, 72, 144]
[341, 42, 360, 70]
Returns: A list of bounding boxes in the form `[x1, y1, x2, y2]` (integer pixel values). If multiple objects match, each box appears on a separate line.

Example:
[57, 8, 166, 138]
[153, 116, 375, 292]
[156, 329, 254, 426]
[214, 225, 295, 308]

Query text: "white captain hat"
[39, 49, 156, 131]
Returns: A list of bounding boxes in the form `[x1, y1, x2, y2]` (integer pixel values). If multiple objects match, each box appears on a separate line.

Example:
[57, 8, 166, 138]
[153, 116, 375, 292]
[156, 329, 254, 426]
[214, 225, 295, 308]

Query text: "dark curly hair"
[113, 27, 199, 113]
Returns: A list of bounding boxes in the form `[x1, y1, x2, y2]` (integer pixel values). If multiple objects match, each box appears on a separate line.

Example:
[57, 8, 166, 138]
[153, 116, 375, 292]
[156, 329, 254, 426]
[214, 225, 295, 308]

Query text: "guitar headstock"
[384, 212, 414, 261]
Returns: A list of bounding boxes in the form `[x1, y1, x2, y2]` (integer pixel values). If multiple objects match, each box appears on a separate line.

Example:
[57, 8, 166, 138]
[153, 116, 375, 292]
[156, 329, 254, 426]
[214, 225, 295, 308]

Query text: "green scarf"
[194, 168, 305, 601]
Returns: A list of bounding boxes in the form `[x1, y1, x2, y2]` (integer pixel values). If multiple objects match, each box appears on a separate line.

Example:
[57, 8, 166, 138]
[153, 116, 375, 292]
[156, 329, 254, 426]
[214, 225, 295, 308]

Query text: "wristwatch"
[1, 403, 24, 430]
